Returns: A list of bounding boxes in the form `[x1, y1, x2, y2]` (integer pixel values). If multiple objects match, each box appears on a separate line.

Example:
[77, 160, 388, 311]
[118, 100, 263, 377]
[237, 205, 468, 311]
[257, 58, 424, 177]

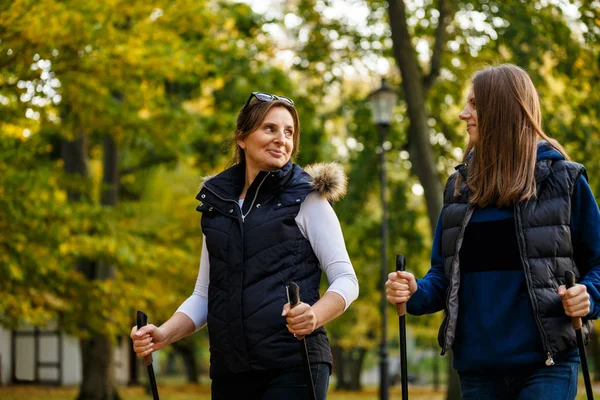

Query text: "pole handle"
[565, 271, 582, 330]
[396, 254, 407, 317]
[136, 310, 154, 365]
[287, 282, 300, 307]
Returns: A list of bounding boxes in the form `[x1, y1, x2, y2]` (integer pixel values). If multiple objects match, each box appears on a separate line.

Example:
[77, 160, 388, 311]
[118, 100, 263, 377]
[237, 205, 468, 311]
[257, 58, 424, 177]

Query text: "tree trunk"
[432, 350, 440, 390]
[333, 345, 346, 390]
[101, 135, 119, 207]
[77, 337, 120, 400]
[387, 1, 461, 398]
[387, 0, 444, 234]
[333, 346, 365, 391]
[75, 134, 121, 399]
[173, 341, 199, 383]
[348, 348, 366, 391]
[61, 131, 89, 201]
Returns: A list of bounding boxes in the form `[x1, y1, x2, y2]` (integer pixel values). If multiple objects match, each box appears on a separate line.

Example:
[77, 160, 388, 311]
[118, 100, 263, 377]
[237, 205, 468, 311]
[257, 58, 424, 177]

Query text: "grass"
[0, 384, 444, 400]
[0, 382, 598, 399]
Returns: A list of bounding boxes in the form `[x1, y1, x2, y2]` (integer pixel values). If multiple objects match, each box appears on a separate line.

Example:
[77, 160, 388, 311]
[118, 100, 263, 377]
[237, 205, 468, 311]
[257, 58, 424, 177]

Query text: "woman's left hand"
[282, 302, 318, 340]
[558, 283, 591, 318]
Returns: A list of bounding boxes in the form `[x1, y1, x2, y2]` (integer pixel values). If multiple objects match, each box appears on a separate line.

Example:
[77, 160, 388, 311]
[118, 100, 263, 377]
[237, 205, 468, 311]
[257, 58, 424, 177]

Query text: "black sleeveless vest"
[196, 161, 333, 378]
[438, 157, 592, 362]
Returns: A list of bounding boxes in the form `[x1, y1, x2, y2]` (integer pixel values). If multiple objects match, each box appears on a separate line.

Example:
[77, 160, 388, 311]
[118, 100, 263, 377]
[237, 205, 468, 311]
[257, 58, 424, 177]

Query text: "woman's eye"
[285, 131, 293, 138]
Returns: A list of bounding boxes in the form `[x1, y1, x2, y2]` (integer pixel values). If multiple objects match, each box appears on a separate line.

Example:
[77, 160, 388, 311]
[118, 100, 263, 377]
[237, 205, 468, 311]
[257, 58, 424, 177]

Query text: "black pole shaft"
[399, 316, 408, 400]
[147, 365, 159, 400]
[299, 339, 317, 400]
[577, 329, 594, 400]
[396, 254, 409, 400]
[565, 272, 594, 400]
[137, 310, 160, 400]
[288, 283, 317, 400]
[379, 123, 389, 400]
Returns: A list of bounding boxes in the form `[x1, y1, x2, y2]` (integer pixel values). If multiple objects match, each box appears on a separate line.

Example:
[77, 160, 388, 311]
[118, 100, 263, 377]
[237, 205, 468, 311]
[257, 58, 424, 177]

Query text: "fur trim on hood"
[305, 162, 347, 203]
[198, 175, 214, 192]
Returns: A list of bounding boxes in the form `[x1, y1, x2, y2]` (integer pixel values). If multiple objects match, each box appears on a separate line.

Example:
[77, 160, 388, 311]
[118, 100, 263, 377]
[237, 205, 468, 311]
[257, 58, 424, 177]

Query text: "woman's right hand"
[386, 271, 418, 305]
[130, 324, 167, 359]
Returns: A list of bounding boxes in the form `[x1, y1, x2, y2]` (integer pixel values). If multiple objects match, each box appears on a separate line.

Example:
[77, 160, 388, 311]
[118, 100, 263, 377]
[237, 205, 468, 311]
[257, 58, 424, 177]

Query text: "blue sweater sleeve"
[571, 174, 600, 320]
[407, 212, 449, 315]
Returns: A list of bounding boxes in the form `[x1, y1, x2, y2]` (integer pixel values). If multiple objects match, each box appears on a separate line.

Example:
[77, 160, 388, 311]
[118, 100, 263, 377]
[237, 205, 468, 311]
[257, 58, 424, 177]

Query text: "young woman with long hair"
[387, 64, 600, 399]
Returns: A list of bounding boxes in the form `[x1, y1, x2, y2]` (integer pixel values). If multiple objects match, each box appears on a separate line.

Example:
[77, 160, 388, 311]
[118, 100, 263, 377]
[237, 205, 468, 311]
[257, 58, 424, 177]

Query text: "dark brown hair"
[456, 64, 569, 207]
[233, 100, 300, 164]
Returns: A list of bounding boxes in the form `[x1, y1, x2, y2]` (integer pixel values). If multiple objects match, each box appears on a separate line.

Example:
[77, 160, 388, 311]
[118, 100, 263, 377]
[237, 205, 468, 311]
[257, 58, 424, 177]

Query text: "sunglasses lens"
[245, 92, 294, 109]
[278, 96, 294, 106]
[254, 92, 274, 102]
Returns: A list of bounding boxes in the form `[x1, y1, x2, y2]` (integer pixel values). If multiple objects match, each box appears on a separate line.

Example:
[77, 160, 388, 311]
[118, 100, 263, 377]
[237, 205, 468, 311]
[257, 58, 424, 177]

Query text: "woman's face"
[459, 88, 479, 143]
[237, 106, 295, 172]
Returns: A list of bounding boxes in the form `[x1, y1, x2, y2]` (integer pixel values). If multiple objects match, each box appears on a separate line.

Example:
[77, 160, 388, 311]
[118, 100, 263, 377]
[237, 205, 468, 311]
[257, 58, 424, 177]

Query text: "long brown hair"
[455, 64, 569, 207]
[233, 100, 300, 164]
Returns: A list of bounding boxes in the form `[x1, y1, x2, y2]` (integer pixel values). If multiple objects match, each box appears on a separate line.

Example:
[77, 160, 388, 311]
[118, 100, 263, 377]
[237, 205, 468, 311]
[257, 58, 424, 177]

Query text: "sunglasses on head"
[243, 92, 294, 109]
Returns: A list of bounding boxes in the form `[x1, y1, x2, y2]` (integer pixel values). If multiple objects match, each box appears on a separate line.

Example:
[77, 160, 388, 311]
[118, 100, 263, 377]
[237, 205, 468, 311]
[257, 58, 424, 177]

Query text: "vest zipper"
[515, 205, 554, 366]
[441, 204, 474, 355]
[240, 173, 269, 222]
[203, 173, 270, 223]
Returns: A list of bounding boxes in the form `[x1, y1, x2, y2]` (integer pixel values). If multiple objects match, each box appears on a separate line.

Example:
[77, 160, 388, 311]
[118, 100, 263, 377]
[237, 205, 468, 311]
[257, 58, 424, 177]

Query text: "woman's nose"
[273, 130, 285, 143]
[459, 107, 469, 121]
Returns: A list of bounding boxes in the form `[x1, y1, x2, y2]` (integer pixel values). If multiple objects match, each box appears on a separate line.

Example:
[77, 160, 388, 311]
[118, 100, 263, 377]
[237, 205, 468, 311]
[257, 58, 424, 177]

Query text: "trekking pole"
[287, 282, 317, 400]
[565, 271, 594, 400]
[137, 310, 160, 400]
[396, 254, 409, 400]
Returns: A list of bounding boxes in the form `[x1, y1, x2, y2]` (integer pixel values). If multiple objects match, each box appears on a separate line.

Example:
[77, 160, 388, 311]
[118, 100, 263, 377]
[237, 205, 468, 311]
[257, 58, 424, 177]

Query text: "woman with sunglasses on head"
[386, 64, 600, 399]
[131, 92, 359, 399]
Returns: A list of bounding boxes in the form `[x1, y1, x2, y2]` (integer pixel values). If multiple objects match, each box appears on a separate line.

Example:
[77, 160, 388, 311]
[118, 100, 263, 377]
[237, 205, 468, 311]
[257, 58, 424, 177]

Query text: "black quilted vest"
[196, 161, 333, 378]
[438, 157, 592, 362]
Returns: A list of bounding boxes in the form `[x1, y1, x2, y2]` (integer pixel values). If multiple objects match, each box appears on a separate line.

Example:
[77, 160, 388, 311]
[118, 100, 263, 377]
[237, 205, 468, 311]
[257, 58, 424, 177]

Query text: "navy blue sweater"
[407, 145, 600, 372]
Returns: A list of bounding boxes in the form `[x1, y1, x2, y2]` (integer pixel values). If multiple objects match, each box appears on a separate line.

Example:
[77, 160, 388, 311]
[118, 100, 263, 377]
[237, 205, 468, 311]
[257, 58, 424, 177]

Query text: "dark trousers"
[211, 363, 330, 400]
[459, 361, 578, 400]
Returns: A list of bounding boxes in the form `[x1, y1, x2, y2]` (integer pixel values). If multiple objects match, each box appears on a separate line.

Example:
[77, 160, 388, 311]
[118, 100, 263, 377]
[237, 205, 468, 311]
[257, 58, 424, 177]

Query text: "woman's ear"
[236, 131, 245, 149]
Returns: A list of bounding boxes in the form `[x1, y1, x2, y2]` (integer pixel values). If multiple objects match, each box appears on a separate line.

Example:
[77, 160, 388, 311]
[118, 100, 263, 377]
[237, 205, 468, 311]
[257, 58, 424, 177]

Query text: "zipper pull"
[545, 352, 554, 366]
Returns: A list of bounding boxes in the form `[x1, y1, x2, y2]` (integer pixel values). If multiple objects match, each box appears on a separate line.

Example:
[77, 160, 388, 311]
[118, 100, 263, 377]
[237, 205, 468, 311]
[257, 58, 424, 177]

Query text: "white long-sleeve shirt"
[177, 191, 359, 329]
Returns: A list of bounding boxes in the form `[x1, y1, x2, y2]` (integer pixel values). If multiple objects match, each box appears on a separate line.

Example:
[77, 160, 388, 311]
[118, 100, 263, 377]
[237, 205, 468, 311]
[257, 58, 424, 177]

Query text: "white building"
[0, 322, 133, 386]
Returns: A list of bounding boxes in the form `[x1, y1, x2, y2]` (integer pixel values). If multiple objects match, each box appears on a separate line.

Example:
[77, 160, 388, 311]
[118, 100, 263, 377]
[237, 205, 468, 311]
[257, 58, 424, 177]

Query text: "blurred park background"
[1, 0, 599, 399]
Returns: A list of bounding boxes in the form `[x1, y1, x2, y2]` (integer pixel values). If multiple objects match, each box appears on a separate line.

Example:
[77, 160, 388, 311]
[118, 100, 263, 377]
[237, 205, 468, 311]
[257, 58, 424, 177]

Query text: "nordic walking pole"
[565, 271, 594, 400]
[396, 254, 409, 400]
[287, 282, 317, 400]
[137, 310, 160, 400]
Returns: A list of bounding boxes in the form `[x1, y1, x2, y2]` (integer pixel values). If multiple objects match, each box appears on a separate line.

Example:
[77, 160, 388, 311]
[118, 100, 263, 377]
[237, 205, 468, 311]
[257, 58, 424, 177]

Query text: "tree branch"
[423, 0, 453, 93]
[120, 154, 177, 176]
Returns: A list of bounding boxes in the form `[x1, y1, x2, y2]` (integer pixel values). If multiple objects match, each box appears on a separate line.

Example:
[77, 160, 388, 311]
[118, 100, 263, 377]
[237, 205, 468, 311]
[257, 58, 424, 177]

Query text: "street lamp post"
[369, 78, 398, 400]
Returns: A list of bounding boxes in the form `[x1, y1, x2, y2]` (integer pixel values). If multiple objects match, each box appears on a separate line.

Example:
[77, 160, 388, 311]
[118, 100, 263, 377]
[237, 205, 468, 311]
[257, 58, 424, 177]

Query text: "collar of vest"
[201, 161, 298, 199]
[196, 161, 348, 216]
[197, 161, 316, 216]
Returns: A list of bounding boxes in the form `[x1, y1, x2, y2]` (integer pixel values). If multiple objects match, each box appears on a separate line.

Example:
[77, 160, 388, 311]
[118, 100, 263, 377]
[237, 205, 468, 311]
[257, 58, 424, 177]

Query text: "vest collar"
[201, 160, 295, 203]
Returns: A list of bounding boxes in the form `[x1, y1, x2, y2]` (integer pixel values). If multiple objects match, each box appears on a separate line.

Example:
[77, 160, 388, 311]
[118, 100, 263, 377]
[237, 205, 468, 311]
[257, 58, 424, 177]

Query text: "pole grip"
[136, 310, 148, 329]
[288, 282, 300, 307]
[136, 310, 153, 365]
[565, 271, 582, 330]
[396, 254, 407, 317]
